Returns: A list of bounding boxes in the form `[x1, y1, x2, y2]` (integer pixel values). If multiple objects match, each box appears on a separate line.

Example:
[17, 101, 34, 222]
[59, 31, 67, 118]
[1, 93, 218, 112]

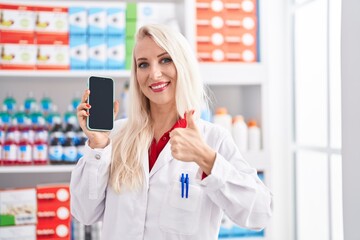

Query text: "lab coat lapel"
[142, 150, 150, 188]
[149, 143, 173, 178]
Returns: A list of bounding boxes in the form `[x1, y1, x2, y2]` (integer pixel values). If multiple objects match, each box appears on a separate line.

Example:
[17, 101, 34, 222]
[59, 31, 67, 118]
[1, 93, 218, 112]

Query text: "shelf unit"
[0, 0, 272, 239]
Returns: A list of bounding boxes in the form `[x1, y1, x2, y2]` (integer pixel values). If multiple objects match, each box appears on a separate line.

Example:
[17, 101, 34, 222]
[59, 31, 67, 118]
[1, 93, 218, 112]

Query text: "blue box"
[69, 7, 87, 35]
[107, 36, 125, 70]
[107, 6, 126, 36]
[70, 35, 87, 70]
[88, 7, 107, 36]
[88, 35, 106, 70]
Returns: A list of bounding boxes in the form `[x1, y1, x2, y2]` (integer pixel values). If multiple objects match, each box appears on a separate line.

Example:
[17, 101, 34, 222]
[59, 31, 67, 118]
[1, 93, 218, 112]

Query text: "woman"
[70, 24, 272, 240]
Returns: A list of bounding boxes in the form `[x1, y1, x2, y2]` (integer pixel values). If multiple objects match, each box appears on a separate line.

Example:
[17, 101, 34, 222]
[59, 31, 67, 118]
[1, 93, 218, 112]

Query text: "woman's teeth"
[151, 83, 169, 90]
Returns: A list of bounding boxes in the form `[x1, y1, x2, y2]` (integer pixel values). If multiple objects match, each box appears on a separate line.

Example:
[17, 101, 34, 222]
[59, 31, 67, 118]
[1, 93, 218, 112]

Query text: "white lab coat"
[70, 118, 272, 240]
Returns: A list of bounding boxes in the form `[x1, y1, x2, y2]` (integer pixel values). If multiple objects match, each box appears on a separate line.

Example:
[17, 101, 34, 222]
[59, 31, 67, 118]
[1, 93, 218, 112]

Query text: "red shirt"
[148, 118, 187, 171]
[148, 117, 208, 179]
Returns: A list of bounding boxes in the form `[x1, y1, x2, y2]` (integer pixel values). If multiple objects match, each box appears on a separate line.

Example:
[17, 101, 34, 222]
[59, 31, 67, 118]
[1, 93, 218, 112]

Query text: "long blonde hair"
[110, 24, 209, 192]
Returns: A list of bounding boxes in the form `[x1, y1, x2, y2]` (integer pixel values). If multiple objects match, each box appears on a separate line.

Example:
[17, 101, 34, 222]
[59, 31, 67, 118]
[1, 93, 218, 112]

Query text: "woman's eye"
[138, 62, 148, 68]
[161, 57, 172, 64]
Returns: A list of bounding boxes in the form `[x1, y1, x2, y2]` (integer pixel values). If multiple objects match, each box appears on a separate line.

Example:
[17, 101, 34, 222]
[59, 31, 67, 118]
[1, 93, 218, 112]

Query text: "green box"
[0, 215, 15, 226]
[125, 55, 132, 70]
[126, 3, 137, 20]
[126, 20, 137, 38]
[126, 38, 135, 54]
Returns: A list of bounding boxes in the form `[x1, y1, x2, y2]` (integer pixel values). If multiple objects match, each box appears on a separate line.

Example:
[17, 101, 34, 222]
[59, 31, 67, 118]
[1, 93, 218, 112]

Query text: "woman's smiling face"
[134, 36, 177, 109]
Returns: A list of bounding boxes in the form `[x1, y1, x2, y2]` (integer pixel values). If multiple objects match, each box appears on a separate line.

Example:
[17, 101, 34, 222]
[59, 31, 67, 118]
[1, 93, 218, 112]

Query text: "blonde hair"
[110, 24, 209, 192]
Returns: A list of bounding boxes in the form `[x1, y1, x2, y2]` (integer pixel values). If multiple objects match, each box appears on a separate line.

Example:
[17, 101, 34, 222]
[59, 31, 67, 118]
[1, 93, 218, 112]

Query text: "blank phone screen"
[88, 76, 114, 130]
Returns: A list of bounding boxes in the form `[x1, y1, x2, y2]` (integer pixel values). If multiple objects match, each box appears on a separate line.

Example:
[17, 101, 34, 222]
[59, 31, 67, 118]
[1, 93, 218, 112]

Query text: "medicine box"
[88, 35, 106, 69]
[0, 39, 36, 69]
[107, 36, 125, 70]
[69, 7, 87, 35]
[88, 7, 106, 36]
[70, 35, 87, 70]
[107, 6, 126, 36]
[0, 225, 36, 240]
[0, 188, 37, 226]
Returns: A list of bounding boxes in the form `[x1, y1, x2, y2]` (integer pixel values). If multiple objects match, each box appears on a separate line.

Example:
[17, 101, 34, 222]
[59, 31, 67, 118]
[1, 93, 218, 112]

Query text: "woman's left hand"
[169, 110, 216, 175]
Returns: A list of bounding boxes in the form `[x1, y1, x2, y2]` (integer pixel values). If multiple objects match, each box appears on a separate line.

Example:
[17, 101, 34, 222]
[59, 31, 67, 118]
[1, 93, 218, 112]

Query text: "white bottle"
[248, 120, 261, 151]
[232, 115, 248, 152]
[213, 107, 232, 133]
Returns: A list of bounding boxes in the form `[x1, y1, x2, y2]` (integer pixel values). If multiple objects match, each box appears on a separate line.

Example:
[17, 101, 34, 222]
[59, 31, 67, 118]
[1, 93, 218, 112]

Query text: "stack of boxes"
[1, 2, 179, 70]
[0, 4, 69, 70]
[36, 185, 71, 240]
[35, 6, 69, 70]
[106, 5, 126, 70]
[125, 2, 179, 69]
[68, 7, 88, 70]
[0, 188, 37, 240]
[125, 3, 137, 70]
[0, 4, 37, 69]
[69, 4, 127, 70]
[196, 0, 259, 62]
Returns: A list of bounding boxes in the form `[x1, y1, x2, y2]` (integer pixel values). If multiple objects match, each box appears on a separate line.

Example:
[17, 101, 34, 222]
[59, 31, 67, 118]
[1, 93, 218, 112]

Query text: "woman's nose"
[150, 66, 162, 80]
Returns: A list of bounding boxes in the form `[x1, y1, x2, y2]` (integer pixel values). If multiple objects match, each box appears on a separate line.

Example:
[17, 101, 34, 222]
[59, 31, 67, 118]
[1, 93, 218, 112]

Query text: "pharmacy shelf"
[200, 63, 266, 85]
[0, 152, 267, 174]
[0, 164, 75, 173]
[0, 63, 265, 85]
[0, 70, 131, 79]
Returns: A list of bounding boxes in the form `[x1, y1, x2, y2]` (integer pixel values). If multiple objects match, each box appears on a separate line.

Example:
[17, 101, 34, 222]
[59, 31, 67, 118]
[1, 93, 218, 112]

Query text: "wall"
[341, 0, 360, 239]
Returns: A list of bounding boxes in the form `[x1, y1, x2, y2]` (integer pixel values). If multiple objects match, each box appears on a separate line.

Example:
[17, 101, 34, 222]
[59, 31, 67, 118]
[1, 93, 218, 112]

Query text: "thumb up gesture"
[170, 110, 216, 175]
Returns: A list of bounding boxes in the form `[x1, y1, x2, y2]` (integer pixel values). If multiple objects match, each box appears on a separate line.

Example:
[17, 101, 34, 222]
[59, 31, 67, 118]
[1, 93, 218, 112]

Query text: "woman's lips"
[150, 82, 170, 92]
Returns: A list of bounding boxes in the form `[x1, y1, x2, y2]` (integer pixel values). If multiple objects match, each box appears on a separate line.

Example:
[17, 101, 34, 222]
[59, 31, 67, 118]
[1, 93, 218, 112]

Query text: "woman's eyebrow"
[157, 52, 168, 58]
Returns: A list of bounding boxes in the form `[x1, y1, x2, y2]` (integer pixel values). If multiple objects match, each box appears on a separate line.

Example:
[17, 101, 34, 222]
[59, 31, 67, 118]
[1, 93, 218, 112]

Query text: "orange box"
[0, 39, 36, 70]
[223, 0, 257, 14]
[36, 41, 69, 70]
[197, 43, 227, 62]
[0, 4, 36, 41]
[37, 185, 70, 203]
[35, 6, 69, 44]
[37, 221, 71, 240]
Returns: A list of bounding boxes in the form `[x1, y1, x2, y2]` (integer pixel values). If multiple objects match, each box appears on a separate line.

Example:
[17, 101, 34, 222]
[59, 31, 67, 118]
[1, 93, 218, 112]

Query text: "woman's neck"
[151, 106, 179, 142]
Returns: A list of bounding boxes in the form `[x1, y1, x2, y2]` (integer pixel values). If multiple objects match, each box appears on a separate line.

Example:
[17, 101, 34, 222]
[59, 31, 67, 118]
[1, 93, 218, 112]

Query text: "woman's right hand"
[77, 89, 119, 149]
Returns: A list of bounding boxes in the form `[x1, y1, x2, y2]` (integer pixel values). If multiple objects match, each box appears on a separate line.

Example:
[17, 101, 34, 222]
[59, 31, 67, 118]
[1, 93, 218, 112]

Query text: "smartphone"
[87, 76, 114, 131]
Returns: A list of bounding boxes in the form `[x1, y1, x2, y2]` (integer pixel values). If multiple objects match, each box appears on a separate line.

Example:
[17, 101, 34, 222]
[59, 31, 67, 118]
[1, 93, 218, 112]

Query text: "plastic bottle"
[71, 91, 81, 111]
[48, 124, 64, 164]
[213, 107, 232, 133]
[3, 92, 17, 115]
[200, 108, 212, 122]
[32, 118, 49, 165]
[46, 105, 61, 131]
[0, 119, 4, 165]
[62, 126, 78, 164]
[17, 130, 32, 165]
[40, 93, 53, 116]
[248, 120, 261, 151]
[24, 91, 37, 114]
[64, 104, 77, 127]
[15, 105, 29, 133]
[232, 115, 248, 152]
[1, 105, 12, 130]
[2, 120, 18, 165]
[76, 130, 87, 160]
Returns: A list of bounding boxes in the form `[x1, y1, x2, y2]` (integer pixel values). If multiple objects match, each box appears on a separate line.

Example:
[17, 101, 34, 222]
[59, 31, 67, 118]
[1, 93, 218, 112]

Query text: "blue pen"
[180, 173, 185, 198]
[185, 174, 189, 198]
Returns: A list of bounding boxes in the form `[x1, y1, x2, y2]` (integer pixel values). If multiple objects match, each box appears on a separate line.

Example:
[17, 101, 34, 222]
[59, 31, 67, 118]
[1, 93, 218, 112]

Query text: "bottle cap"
[248, 120, 258, 127]
[232, 115, 245, 123]
[215, 107, 228, 115]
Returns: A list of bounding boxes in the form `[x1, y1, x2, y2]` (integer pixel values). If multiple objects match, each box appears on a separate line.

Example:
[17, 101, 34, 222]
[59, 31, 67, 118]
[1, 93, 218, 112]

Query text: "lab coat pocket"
[159, 181, 203, 235]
